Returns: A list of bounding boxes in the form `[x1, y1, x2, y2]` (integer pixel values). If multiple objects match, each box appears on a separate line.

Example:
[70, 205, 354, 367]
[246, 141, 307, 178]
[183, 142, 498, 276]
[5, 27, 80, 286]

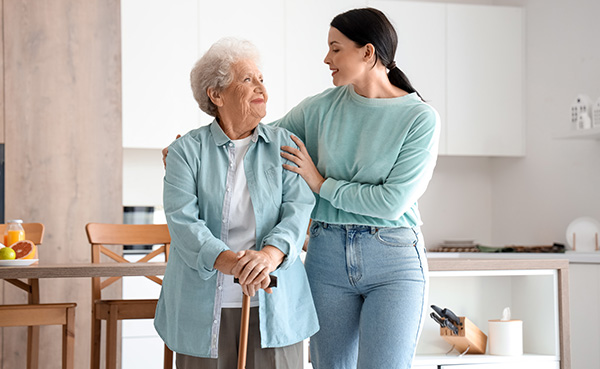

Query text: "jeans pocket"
[375, 227, 417, 247]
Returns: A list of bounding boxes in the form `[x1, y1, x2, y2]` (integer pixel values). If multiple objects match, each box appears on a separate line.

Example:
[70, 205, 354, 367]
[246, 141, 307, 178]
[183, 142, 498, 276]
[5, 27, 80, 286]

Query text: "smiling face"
[323, 27, 371, 87]
[209, 58, 268, 138]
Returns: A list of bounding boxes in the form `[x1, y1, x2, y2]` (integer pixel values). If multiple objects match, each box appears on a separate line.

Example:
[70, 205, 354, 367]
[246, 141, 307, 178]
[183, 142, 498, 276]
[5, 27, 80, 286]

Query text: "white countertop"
[427, 250, 600, 264]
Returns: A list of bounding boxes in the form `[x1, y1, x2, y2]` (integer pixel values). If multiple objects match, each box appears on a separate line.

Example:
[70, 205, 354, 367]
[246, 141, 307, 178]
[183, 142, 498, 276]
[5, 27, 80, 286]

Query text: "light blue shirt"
[154, 121, 318, 358]
[273, 85, 440, 228]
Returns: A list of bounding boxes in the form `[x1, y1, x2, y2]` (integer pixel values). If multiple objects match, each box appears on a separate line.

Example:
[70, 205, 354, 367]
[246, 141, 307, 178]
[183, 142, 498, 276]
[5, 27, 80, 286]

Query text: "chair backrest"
[0, 223, 44, 245]
[85, 223, 170, 301]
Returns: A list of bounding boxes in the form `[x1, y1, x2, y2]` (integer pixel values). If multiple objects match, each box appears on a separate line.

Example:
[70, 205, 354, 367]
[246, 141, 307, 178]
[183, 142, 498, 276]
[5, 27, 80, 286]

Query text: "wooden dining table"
[0, 262, 167, 369]
[0, 262, 167, 280]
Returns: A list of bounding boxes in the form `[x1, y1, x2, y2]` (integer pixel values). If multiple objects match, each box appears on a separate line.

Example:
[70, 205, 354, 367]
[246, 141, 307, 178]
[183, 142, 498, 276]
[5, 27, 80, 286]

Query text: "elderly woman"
[154, 38, 318, 369]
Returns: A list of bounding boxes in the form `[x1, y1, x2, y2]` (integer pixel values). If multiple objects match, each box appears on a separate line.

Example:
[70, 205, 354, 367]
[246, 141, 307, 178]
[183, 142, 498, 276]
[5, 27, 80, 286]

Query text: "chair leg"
[27, 278, 41, 369]
[63, 306, 76, 369]
[164, 345, 173, 369]
[27, 325, 40, 369]
[106, 305, 119, 369]
[91, 317, 102, 369]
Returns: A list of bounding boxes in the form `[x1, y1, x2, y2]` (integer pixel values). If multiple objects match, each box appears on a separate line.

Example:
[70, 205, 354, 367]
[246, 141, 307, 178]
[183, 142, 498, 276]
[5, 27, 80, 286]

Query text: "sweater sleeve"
[270, 99, 308, 142]
[318, 110, 440, 220]
[163, 138, 229, 280]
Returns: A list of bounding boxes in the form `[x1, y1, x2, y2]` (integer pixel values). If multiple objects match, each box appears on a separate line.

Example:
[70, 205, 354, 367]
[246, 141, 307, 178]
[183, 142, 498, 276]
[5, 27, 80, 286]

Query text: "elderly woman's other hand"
[233, 246, 284, 296]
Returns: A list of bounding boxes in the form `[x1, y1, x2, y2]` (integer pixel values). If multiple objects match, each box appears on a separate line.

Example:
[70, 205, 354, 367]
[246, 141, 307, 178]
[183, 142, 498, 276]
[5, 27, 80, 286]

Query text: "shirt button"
[218, 285, 222, 290]
[226, 187, 231, 192]
[222, 218, 226, 222]
[214, 320, 218, 324]
[229, 143, 233, 147]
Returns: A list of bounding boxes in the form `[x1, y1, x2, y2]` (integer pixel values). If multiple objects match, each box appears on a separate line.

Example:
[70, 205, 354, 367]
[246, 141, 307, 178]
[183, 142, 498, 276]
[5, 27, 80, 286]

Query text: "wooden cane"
[237, 294, 252, 369]
[235, 276, 278, 369]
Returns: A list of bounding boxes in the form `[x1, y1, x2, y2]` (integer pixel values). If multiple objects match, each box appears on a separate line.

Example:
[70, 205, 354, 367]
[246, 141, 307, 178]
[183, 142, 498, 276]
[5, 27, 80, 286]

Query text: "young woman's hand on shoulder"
[281, 135, 325, 193]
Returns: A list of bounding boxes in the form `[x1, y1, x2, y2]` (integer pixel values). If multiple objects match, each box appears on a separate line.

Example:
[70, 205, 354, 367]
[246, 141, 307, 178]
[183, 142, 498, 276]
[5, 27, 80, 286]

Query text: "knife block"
[440, 316, 487, 354]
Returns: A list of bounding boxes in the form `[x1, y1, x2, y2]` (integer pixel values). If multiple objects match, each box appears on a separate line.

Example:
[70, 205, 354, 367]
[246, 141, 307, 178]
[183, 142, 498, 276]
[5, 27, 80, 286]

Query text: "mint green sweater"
[273, 85, 440, 228]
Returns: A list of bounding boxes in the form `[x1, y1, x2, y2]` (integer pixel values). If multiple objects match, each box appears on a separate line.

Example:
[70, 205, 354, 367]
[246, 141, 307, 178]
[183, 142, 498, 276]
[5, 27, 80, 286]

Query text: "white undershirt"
[221, 136, 259, 308]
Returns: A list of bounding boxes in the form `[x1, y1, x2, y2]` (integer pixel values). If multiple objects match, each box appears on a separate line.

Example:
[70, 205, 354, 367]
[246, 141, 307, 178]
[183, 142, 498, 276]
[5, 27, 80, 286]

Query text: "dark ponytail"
[331, 8, 424, 101]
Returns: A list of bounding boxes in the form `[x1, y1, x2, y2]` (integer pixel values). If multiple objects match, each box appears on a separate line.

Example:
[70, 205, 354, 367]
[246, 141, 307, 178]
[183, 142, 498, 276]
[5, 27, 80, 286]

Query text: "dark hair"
[331, 7, 424, 101]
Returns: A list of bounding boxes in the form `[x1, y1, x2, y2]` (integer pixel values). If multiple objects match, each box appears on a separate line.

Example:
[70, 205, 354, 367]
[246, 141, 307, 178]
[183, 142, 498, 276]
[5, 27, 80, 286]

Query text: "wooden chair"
[0, 303, 76, 369]
[85, 223, 173, 369]
[0, 222, 77, 369]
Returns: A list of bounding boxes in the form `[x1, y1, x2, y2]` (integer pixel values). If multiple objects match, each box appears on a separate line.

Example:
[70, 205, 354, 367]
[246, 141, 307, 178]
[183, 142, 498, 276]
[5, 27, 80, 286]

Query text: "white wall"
[490, 0, 600, 247]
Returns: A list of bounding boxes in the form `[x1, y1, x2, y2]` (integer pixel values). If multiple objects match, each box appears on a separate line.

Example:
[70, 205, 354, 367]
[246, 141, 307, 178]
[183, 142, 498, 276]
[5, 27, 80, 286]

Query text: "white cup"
[488, 319, 523, 356]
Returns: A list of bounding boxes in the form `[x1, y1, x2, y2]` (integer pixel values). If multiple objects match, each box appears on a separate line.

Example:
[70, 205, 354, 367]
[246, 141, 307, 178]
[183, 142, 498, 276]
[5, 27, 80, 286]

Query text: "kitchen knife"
[444, 318, 459, 335]
[442, 308, 462, 327]
[430, 312, 445, 327]
[432, 305, 462, 327]
[431, 305, 445, 317]
[430, 311, 459, 335]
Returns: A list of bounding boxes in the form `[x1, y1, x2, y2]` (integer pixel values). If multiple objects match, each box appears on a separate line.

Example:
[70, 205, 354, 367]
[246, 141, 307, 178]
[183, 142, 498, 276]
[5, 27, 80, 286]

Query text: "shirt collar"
[209, 119, 270, 146]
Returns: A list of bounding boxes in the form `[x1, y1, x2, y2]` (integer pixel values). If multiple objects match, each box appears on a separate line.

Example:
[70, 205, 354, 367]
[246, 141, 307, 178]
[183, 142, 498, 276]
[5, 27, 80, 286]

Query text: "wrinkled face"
[323, 27, 368, 86]
[217, 59, 268, 122]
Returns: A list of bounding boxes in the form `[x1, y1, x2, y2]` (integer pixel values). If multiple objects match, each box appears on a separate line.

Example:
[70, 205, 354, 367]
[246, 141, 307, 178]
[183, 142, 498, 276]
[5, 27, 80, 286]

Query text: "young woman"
[274, 8, 439, 369]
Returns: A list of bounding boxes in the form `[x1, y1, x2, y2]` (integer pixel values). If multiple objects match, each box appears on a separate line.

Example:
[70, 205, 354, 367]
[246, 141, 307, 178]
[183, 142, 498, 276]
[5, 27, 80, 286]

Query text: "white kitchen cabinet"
[197, 0, 287, 125]
[371, 2, 524, 156]
[284, 0, 367, 111]
[122, 1, 524, 155]
[446, 4, 525, 156]
[121, 0, 200, 149]
[370, 0, 448, 155]
[121, 0, 287, 148]
[414, 259, 569, 369]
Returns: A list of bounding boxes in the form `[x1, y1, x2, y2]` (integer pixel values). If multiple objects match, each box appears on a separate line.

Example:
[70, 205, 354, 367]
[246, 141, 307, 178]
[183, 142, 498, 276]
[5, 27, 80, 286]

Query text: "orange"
[10, 240, 37, 260]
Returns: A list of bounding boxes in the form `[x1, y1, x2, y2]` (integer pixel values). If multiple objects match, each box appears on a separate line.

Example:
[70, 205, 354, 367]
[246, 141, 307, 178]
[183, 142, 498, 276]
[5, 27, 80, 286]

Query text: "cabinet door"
[198, 0, 286, 125]
[569, 264, 600, 369]
[370, 1, 447, 154]
[121, 0, 200, 149]
[284, 0, 367, 111]
[446, 4, 524, 156]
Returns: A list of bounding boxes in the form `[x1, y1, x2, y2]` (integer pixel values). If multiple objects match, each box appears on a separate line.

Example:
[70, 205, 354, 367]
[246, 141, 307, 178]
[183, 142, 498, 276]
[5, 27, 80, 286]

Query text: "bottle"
[6, 220, 26, 246]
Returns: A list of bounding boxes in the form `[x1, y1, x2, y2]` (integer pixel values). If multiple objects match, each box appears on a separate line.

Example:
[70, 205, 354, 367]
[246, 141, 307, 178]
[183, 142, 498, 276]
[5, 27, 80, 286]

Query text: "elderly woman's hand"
[281, 135, 325, 193]
[233, 246, 284, 296]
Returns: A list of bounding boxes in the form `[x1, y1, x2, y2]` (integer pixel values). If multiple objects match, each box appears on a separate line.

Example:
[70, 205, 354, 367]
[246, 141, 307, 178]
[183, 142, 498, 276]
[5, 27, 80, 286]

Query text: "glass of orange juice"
[6, 220, 26, 246]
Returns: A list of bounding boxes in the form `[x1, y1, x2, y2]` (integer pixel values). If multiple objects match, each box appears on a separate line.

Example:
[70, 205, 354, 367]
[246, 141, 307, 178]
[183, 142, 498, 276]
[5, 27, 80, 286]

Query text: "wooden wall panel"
[0, 1, 4, 358]
[0, 0, 4, 144]
[2, 1, 122, 368]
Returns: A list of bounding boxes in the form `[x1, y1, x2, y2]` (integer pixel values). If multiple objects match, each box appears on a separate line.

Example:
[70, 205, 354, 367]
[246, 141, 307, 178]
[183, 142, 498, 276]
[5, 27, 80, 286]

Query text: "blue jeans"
[305, 221, 428, 369]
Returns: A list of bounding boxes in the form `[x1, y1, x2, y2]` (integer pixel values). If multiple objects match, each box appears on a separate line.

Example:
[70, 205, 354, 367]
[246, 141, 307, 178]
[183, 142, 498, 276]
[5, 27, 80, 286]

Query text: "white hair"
[190, 37, 261, 117]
